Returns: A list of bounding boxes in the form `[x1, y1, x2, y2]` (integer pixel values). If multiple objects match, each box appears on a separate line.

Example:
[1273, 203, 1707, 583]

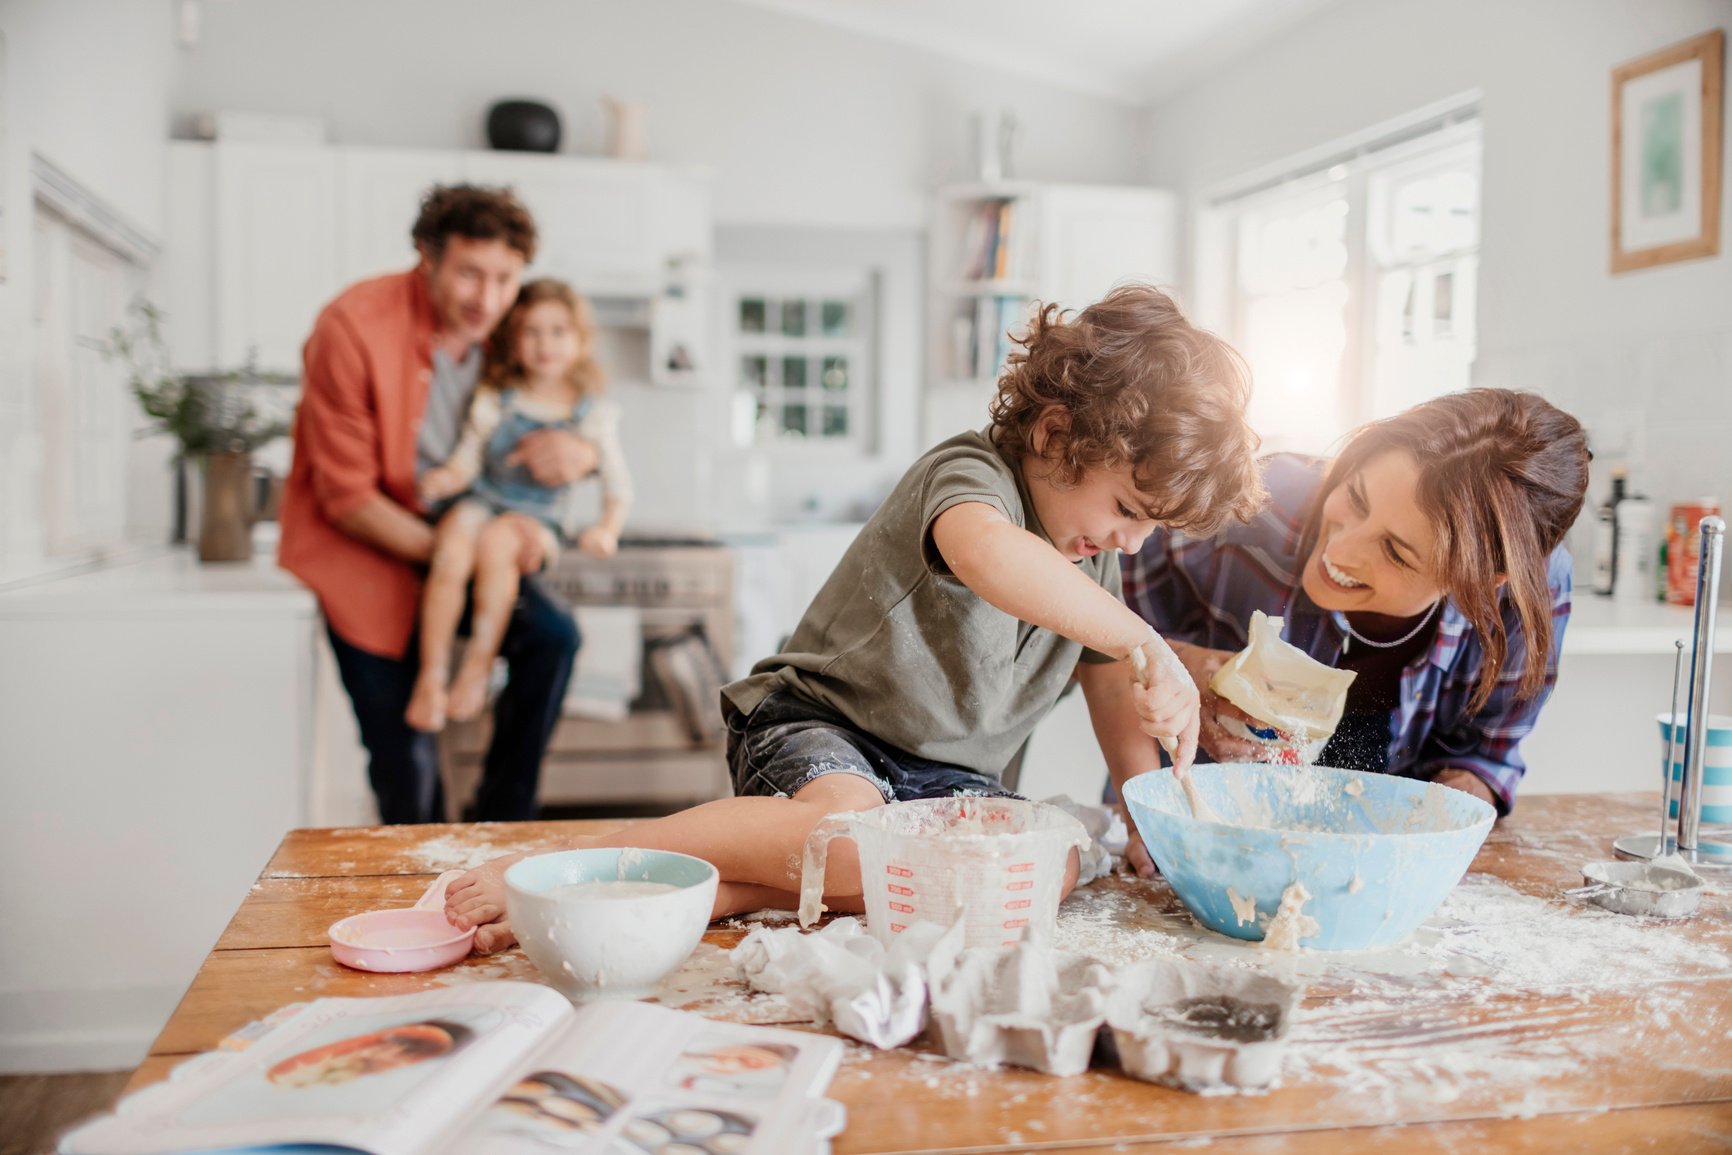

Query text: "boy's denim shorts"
[725, 691, 1021, 803]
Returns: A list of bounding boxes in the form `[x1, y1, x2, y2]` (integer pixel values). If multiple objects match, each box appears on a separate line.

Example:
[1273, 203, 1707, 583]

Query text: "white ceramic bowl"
[505, 848, 718, 1001]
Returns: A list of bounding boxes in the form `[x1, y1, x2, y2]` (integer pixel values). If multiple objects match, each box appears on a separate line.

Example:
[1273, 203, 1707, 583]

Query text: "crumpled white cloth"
[1042, 794, 1128, 884]
[730, 917, 948, 1049]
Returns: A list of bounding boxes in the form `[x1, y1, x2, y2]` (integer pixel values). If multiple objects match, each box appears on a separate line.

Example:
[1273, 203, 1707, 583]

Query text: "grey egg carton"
[1105, 959, 1301, 1092]
[926, 932, 1112, 1077]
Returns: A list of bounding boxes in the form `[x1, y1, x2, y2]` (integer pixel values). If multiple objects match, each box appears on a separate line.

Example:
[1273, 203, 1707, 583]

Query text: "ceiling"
[727, 0, 1343, 106]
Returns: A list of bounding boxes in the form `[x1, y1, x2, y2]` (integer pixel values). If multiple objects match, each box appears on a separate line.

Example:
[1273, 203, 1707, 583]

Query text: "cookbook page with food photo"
[62, 983, 572, 1155]
[61, 983, 845, 1155]
[458, 1002, 845, 1155]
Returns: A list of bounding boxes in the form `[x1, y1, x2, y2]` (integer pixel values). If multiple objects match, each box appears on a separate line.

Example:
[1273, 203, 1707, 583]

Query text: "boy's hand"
[444, 852, 527, 955]
[1116, 802, 1158, 878]
[419, 466, 466, 504]
[1168, 640, 1271, 763]
[1126, 635, 1200, 773]
[577, 525, 619, 558]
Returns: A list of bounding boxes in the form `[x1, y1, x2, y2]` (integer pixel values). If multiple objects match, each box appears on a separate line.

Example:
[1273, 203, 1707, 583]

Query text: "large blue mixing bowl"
[1122, 763, 1495, 950]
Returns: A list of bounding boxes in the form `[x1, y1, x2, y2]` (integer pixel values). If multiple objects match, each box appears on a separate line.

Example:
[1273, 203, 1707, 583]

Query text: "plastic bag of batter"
[1209, 610, 1357, 763]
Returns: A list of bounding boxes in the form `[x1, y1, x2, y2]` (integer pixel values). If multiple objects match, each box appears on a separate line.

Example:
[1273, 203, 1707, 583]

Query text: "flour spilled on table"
[1053, 872, 1732, 1113]
[409, 834, 510, 871]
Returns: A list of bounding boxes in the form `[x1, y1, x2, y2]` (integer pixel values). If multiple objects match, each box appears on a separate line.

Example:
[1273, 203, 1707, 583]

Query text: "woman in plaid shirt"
[1122, 389, 1590, 836]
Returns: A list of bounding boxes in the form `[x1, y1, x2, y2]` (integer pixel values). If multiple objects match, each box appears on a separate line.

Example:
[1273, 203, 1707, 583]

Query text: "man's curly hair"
[989, 284, 1265, 535]
[411, 184, 538, 263]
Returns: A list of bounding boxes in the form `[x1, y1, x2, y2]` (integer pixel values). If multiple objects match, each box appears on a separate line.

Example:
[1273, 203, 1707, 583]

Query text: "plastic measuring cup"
[328, 870, 475, 972]
[798, 798, 1090, 949]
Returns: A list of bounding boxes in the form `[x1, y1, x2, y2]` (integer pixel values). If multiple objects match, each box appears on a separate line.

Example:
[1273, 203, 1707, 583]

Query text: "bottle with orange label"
[1667, 498, 1723, 607]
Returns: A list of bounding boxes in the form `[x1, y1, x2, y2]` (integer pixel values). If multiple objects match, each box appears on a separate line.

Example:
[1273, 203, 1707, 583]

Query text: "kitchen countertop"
[1563, 594, 1732, 655]
[3, 541, 1727, 655]
[117, 794, 1732, 1154]
[0, 542, 313, 619]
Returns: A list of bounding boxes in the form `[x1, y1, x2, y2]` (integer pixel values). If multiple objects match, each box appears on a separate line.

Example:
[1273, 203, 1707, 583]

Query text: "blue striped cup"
[1657, 713, 1732, 824]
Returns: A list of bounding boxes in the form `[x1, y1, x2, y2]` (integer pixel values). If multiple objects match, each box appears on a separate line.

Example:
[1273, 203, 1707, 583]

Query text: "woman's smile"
[1318, 547, 1368, 591]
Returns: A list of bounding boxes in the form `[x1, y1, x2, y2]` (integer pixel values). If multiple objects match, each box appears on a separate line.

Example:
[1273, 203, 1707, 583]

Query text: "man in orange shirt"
[280, 186, 595, 823]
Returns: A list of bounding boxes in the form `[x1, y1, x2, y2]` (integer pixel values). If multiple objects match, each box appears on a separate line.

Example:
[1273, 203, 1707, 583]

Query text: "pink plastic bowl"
[328, 870, 476, 972]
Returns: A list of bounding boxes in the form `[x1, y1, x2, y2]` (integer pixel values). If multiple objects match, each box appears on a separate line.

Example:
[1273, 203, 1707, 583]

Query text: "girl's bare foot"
[447, 660, 491, 722]
[404, 670, 448, 732]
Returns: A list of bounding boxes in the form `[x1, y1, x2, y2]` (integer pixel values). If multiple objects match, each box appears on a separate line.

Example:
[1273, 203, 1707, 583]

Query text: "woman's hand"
[1168, 640, 1273, 763]
[1433, 768, 1498, 808]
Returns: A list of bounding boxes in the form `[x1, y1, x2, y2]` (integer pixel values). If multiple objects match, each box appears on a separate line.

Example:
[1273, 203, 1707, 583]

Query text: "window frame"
[1196, 105, 1482, 455]
[718, 264, 878, 456]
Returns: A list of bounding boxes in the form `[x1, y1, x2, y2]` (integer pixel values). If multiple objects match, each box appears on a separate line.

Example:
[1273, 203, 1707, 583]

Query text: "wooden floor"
[0, 1072, 129, 1155]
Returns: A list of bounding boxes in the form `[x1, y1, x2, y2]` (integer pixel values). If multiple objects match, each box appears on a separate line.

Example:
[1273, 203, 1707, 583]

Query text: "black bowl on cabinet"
[486, 100, 561, 152]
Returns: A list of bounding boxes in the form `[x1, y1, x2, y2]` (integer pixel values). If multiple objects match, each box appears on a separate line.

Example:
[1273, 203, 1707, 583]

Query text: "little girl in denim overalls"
[406, 279, 633, 732]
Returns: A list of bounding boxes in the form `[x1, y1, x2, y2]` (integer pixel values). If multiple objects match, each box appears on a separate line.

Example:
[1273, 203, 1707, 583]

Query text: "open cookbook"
[62, 982, 846, 1155]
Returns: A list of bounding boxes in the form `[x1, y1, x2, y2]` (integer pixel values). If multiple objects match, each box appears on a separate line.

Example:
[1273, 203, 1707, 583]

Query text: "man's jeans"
[325, 576, 580, 824]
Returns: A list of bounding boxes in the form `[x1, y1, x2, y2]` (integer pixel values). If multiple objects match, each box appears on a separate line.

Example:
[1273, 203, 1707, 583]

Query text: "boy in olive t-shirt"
[446, 285, 1265, 951]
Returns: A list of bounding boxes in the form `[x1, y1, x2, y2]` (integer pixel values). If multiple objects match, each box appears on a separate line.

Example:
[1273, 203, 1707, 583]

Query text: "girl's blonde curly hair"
[484, 278, 606, 398]
[989, 284, 1265, 535]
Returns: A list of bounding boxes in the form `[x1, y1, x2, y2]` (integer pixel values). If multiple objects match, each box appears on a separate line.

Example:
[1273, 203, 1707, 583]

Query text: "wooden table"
[125, 794, 1732, 1153]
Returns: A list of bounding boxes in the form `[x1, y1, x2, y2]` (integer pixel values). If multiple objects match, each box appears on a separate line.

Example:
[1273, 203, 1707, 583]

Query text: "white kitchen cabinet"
[924, 181, 1176, 443]
[213, 143, 339, 373]
[464, 152, 658, 294]
[166, 141, 338, 374]
[335, 146, 464, 285]
[165, 142, 715, 380]
[0, 550, 321, 1071]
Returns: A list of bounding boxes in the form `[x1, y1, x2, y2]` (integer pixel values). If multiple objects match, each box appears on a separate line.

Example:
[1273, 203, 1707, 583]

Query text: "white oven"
[438, 536, 736, 816]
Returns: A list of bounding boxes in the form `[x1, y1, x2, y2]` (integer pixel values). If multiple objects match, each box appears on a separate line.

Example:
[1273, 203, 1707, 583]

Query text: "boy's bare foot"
[446, 851, 528, 932]
[473, 920, 519, 955]
[447, 661, 491, 722]
[404, 671, 448, 732]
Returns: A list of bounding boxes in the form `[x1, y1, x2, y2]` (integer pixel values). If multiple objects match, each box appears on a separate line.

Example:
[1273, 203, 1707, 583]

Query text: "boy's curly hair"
[411, 184, 538, 263]
[989, 284, 1265, 535]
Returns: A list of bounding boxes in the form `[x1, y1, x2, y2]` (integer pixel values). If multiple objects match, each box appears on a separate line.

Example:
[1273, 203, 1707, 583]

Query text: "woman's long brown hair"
[484, 278, 605, 398]
[1305, 389, 1590, 713]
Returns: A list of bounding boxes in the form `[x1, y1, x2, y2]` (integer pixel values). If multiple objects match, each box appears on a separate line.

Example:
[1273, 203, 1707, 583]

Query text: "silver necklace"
[1334, 600, 1440, 653]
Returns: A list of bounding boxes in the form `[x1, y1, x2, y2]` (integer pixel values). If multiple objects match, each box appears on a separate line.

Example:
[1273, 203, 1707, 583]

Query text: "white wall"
[0, 0, 178, 583]
[168, 0, 1147, 528]
[1142, 0, 1732, 567]
[170, 0, 1147, 231]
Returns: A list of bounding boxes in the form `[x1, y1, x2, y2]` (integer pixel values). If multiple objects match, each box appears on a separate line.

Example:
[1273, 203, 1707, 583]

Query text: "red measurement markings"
[886, 865, 913, 877]
[887, 884, 914, 896]
[1004, 899, 1032, 910]
[1007, 862, 1035, 872]
[1003, 918, 1028, 929]
[1006, 880, 1034, 891]
[889, 901, 915, 913]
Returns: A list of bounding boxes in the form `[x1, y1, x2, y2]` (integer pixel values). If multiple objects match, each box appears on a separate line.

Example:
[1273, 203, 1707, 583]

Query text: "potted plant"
[107, 301, 296, 562]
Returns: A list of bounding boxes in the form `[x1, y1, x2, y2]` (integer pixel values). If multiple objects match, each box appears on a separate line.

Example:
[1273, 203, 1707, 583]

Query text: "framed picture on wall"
[1611, 29, 1724, 273]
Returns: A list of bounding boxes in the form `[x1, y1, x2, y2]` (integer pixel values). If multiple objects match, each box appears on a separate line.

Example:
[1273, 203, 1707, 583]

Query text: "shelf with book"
[924, 181, 1178, 444]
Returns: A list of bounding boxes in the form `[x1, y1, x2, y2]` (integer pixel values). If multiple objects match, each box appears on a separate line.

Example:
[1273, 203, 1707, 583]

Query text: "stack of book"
[957, 198, 1018, 282]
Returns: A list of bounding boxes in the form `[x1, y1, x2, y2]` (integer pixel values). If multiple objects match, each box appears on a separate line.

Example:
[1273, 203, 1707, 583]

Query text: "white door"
[214, 143, 339, 373]
[35, 207, 141, 555]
